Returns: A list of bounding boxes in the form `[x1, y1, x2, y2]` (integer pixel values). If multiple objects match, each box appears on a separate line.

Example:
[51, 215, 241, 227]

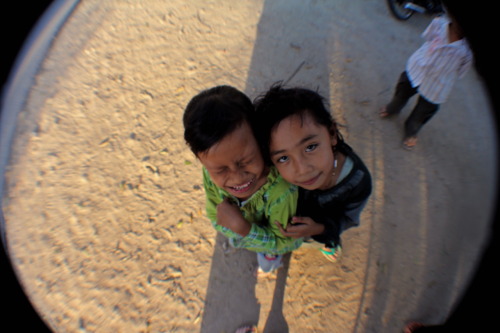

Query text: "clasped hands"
[275, 216, 325, 238]
[216, 197, 324, 238]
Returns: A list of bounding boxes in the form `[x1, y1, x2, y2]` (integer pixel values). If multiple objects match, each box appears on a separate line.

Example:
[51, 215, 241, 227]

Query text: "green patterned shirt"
[203, 166, 303, 255]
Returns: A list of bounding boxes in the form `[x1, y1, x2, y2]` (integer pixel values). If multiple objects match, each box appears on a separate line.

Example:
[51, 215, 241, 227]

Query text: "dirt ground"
[1, 0, 496, 332]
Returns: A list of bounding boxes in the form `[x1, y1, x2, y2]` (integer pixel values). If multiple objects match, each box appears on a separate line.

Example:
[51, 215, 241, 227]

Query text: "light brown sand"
[2, 1, 496, 332]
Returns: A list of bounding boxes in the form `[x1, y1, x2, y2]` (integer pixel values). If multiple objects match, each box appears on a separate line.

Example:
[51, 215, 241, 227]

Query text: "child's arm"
[233, 174, 302, 255]
[212, 198, 302, 255]
[234, 220, 302, 255]
[203, 167, 302, 254]
[216, 198, 251, 236]
[203, 168, 248, 239]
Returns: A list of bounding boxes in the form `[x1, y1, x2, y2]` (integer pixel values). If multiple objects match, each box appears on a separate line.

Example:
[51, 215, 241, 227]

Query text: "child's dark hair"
[183, 85, 255, 156]
[253, 82, 343, 165]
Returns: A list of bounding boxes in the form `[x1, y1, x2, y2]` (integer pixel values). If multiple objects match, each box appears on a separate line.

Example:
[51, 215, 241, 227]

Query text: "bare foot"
[379, 106, 391, 118]
[235, 325, 258, 333]
[403, 136, 418, 150]
[404, 322, 425, 333]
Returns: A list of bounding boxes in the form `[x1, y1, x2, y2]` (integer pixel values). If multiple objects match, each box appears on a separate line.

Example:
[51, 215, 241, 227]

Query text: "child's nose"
[230, 167, 247, 183]
[294, 158, 310, 176]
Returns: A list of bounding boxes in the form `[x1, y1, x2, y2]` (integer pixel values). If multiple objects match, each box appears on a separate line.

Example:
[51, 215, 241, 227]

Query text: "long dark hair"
[253, 82, 343, 165]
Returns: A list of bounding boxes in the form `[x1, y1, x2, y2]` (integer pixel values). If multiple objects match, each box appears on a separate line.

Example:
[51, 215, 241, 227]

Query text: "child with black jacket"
[254, 84, 372, 262]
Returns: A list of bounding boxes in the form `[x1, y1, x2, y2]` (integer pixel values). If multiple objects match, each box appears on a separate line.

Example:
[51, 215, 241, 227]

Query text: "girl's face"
[269, 112, 336, 191]
[198, 121, 268, 200]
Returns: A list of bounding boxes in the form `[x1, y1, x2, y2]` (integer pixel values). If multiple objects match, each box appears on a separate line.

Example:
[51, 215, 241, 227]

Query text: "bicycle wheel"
[387, 0, 414, 20]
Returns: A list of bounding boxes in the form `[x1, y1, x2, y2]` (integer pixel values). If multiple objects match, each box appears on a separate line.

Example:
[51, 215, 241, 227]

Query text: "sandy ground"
[1, 0, 496, 332]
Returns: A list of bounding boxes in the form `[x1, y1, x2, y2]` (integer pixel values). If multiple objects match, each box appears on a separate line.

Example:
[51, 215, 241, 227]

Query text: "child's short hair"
[253, 83, 342, 164]
[183, 85, 255, 156]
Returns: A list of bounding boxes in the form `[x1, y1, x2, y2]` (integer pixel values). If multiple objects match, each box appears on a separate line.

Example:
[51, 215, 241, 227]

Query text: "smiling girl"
[254, 84, 372, 262]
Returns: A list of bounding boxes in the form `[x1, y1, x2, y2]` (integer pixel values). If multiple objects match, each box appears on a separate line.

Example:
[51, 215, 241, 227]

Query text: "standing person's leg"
[381, 71, 418, 117]
[403, 95, 440, 148]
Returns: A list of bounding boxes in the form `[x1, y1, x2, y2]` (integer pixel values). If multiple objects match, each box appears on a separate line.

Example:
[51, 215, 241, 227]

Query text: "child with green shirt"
[183, 85, 302, 272]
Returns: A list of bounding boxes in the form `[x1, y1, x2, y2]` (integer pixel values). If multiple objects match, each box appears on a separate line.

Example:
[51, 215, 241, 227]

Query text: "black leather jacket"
[296, 141, 372, 248]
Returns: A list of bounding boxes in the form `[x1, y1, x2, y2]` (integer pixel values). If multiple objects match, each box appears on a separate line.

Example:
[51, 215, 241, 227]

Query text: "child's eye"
[276, 156, 289, 163]
[305, 144, 318, 152]
[237, 157, 253, 168]
[216, 168, 228, 175]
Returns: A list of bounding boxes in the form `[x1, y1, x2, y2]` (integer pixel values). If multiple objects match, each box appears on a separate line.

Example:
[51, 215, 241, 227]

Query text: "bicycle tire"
[387, 0, 414, 20]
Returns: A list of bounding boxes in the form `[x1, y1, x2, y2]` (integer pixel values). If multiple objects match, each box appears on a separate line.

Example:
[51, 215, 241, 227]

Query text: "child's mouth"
[229, 178, 255, 193]
[299, 174, 320, 187]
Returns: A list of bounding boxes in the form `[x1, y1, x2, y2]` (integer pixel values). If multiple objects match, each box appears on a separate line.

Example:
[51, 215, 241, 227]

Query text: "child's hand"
[216, 198, 251, 236]
[275, 216, 325, 238]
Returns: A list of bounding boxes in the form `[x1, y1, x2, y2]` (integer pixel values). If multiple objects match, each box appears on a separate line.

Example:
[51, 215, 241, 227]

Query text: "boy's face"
[269, 112, 336, 191]
[198, 121, 268, 200]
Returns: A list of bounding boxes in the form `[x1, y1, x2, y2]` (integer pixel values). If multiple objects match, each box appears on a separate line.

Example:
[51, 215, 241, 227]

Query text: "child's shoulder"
[338, 141, 355, 157]
[267, 166, 289, 185]
[338, 142, 371, 176]
[428, 15, 449, 27]
[264, 166, 297, 196]
[261, 167, 298, 210]
[433, 15, 449, 24]
[202, 166, 212, 182]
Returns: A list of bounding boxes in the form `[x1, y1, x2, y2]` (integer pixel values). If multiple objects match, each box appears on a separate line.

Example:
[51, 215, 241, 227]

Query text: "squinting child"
[183, 85, 302, 272]
[254, 84, 372, 262]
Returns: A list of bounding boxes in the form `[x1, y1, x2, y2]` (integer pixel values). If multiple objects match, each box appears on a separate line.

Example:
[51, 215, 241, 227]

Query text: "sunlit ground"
[1, 1, 495, 332]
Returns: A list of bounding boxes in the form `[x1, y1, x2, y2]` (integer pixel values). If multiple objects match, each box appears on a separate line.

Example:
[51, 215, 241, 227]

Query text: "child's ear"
[330, 134, 338, 147]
